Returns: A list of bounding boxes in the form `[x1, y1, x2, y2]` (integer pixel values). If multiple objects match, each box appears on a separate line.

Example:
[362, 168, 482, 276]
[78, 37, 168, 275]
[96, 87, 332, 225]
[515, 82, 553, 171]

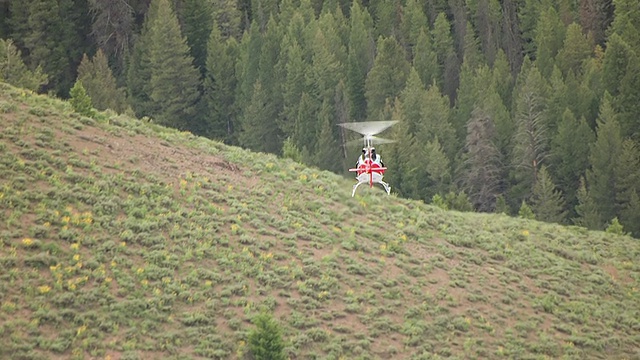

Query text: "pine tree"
[511, 66, 549, 203]
[431, 12, 459, 102]
[11, 0, 91, 96]
[239, 80, 280, 153]
[314, 100, 342, 173]
[615, 139, 640, 236]
[127, 0, 160, 118]
[0, 39, 48, 91]
[346, 1, 374, 121]
[462, 21, 484, 71]
[573, 176, 603, 229]
[556, 23, 593, 77]
[419, 83, 457, 159]
[145, 0, 202, 131]
[605, 217, 628, 236]
[550, 109, 594, 214]
[534, 5, 566, 78]
[586, 94, 623, 224]
[204, 22, 239, 142]
[579, 0, 614, 46]
[460, 106, 502, 212]
[178, 0, 213, 74]
[76, 50, 127, 113]
[364, 35, 410, 119]
[400, 0, 429, 54]
[518, 200, 535, 220]
[474, 0, 502, 66]
[602, 33, 633, 98]
[423, 137, 452, 199]
[412, 28, 439, 89]
[607, 0, 640, 50]
[248, 312, 286, 360]
[69, 81, 95, 118]
[280, 39, 309, 140]
[212, 0, 242, 39]
[88, 0, 135, 71]
[615, 52, 640, 139]
[531, 166, 567, 223]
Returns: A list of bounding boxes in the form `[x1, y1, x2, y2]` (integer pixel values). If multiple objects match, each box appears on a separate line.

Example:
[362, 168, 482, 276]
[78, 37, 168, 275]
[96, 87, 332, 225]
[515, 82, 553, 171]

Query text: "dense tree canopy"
[2, 0, 640, 236]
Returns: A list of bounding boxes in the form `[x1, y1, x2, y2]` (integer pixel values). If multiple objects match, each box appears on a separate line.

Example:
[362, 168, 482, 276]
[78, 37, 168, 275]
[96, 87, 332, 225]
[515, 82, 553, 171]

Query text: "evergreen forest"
[1, 0, 640, 237]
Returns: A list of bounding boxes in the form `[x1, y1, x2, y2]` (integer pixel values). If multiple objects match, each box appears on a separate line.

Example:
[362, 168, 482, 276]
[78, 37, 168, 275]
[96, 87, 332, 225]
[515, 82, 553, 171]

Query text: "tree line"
[1, 0, 639, 236]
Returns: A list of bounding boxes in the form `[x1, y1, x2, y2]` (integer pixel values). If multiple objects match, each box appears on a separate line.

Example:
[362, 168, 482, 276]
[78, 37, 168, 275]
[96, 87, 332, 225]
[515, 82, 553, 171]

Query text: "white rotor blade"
[338, 120, 398, 137]
[346, 135, 395, 147]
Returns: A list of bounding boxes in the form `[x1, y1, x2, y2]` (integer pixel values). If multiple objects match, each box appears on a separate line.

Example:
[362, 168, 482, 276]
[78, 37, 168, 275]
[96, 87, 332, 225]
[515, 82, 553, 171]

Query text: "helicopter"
[338, 120, 398, 197]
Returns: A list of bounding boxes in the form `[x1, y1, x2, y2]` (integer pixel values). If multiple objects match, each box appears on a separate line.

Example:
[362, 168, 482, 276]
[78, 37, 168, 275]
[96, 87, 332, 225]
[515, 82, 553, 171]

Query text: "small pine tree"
[431, 193, 448, 210]
[69, 81, 95, 118]
[248, 312, 286, 360]
[444, 191, 474, 212]
[495, 194, 510, 215]
[605, 217, 628, 236]
[573, 176, 603, 230]
[530, 166, 567, 224]
[518, 201, 536, 220]
[282, 137, 302, 162]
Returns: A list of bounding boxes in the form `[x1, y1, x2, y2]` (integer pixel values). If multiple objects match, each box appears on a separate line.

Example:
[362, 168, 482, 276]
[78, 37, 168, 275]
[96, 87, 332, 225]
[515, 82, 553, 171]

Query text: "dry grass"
[1, 82, 639, 360]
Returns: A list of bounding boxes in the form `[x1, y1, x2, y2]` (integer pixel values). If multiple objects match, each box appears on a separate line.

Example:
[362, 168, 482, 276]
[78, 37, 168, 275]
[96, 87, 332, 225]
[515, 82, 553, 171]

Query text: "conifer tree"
[204, 22, 239, 142]
[518, 200, 535, 220]
[400, 0, 429, 54]
[607, 0, 640, 50]
[534, 5, 566, 78]
[556, 23, 593, 77]
[314, 100, 342, 173]
[0, 39, 48, 91]
[579, 0, 614, 46]
[127, 0, 160, 118]
[412, 28, 439, 89]
[346, 1, 374, 121]
[573, 176, 603, 229]
[462, 21, 484, 71]
[511, 66, 549, 203]
[178, 0, 213, 74]
[146, 0, 202, 131]
[419, 84, 457, 159]
[615, 52, 640, 139]
[88, 0, 135, 71]
[474, 0, 502, 66]
[69, 81, 95, 118]
[423, 137, 452, 200]
[550, 109, 594, 213]
[602, 33, 633, 98]
[11, 0, 91, 96]
[248, 312, 286, 360]
[460, 106, 502, 212]
[239, 80, 280, 153]
[492, 50, 514, 109]
[212, 0, 242, 39]
[280, 40, 309, 140]
[76, 50, 127, 113]
[531, 166, 567, 223]
[586, 93, 623, 224]
[615, 139, 640, 236]
[432, 12, 459, 102]
[364, 36, 410, 119]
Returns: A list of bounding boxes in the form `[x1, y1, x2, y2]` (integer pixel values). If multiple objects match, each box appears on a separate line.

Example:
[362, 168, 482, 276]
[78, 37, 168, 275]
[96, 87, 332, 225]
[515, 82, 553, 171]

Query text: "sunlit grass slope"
[1, 82, 639, 360]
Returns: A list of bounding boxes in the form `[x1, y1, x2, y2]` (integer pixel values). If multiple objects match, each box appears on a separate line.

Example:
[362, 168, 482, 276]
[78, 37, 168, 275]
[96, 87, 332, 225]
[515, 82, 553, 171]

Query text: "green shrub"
[248, 312, 286, 360]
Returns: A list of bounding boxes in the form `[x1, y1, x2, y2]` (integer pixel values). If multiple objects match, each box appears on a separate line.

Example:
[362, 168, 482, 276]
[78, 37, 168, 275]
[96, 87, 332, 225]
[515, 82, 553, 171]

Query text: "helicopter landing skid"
[351, 179, 391, 197]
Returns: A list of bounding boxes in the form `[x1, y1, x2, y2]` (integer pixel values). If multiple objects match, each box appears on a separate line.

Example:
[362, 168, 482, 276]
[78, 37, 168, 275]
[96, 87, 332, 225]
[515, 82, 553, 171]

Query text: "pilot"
[357, 148, 384, 167]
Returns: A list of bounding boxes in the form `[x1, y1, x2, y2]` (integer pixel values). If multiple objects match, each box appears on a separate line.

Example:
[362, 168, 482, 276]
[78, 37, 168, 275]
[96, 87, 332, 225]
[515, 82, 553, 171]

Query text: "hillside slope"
[1, 82, 639, 360]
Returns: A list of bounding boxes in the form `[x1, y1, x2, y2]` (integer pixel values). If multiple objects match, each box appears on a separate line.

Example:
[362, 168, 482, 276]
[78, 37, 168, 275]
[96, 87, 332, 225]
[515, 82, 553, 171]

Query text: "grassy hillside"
[1, 82, 639, 360]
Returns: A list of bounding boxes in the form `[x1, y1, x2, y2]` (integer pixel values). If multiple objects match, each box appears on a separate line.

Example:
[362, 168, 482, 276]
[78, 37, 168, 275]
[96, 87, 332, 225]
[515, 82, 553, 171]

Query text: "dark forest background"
[1, 0, 639, 236]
